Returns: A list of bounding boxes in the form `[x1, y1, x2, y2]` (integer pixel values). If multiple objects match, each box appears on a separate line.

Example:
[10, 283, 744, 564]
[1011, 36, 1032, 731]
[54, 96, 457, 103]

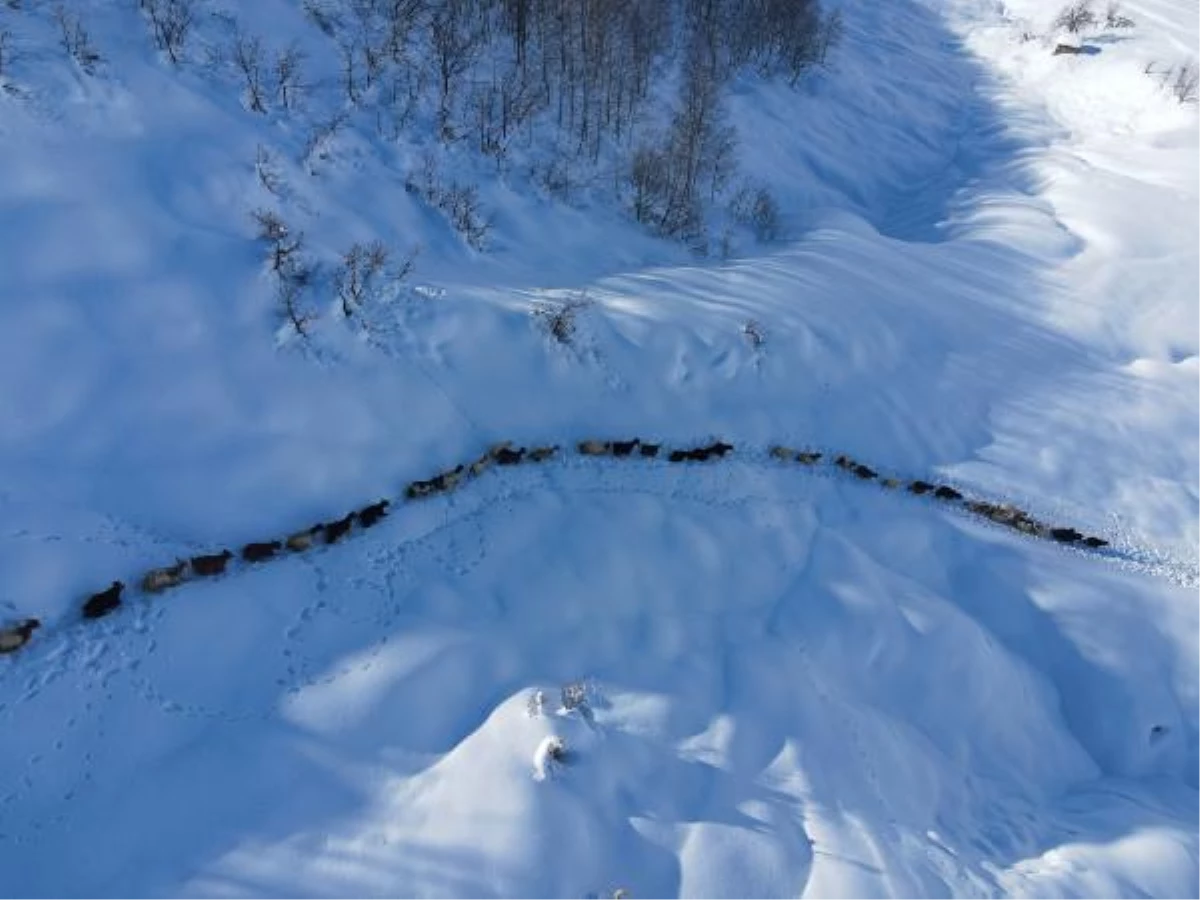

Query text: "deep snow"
[0, 0, 1196, 896]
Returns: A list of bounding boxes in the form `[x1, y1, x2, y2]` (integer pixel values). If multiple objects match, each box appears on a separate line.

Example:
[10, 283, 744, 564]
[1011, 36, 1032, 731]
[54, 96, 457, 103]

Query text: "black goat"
[640, 443, 661, 458]
[933, 486, 963, 501]
[1082, 536, 1108, 549]
[852, 464, 877, 480]
[358, 499, 390, 528]
[322, 513, 355, 545]
[83, 581, 124, 620]
[706, 441, 734, 457]
[494, 447, 526, 465]
[1050, 527, 1083, 544]
[242, 541, 282, 563]
[191, 550, 233, 577]
[908, 481, 934, 495]
[612, 439, 640, 457]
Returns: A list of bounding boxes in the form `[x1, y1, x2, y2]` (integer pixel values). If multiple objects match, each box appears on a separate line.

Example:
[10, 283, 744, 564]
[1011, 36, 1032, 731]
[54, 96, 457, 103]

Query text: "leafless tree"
[141, 0, 194, 65]
[232, 32, 267, 113]
[273, 43, 306, 111]
[53, 6, 102, 73]
[1053, 1, 1097, 34]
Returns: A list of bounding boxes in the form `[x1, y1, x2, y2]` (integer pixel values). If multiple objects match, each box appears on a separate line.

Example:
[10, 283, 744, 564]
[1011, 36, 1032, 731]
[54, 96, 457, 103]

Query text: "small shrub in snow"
[561, 680, 590, 712]
[251, 209, 304, 274]
[254, 145, 285, 197]
[743, 319, 766, 350]
[526, 690, 546, 718]
[334, 240, 416, 318]
[731, 184, 782, 243]
[1103, 3, 1135, 29]
[533, 296, 589, 346]
[0, 28, 12, 81]
[301, 112, 347, 172]
[52, 6, 102, 74]
[1171, 63, 1198, 104]
[533, 735, 567, 781]
[1053, 1, 1097, 35]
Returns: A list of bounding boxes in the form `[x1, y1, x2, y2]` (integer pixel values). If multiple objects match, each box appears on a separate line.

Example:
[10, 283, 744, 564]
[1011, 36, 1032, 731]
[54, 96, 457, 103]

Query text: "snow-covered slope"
[0, 0, 1196, 896]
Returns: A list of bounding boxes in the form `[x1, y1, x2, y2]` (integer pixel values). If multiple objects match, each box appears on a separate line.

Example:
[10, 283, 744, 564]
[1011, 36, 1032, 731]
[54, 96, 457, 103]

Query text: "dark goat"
[358, 499, 390, 528]
[286, 526, 321, 551]
[242, 541, 282, 563]
[797, 451, 822, 465]
[191, 550, 233, 577]
[933, 486, 963, 501]
[1082, 536, 1108, 549]
[852, 464, 877, 480]
[322, 514, 355, 545]
[83, 581, 124, 620]
[769, 446, 796, 461]
[527, 446, 559, 462]
[0, 618, 41, 654]
[668, 449, 689, 463]
[834, 455, 855, 470]
[706, 441, 734, 458]
[908, 480, 934, 495]
[141, 559, 188, 593]
[1050, 527, 1083, 544]
[612, 439, 639, 458]
[494, 447, 526, 465]
[640, 443, 661, 458]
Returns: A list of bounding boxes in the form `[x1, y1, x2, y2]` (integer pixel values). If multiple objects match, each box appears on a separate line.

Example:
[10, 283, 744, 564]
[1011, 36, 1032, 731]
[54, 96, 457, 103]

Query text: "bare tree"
[251, 208, 304, 274]
[254, 144, 285, 197]
[276, 274, 314, 336]
[1053, 1, 1097, 34]
[141, 0, 194, 65]
[335, 240, 389, 317]
[231, 32, 267, 113]
[0, 28, 13, 81]
[53, 6, 102, 73]
[1172, 62, 1198, 103]
[430, 0, 483, 123]
[274, 43, 306, 111]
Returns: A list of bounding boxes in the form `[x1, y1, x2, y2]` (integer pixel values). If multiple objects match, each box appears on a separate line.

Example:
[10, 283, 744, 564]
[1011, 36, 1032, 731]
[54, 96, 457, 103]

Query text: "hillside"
[0, 0, 1196, 896]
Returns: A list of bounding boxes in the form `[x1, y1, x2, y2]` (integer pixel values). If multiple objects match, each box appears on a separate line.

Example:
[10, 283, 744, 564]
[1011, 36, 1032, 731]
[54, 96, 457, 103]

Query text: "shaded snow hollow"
[0, 0, 1196, 897]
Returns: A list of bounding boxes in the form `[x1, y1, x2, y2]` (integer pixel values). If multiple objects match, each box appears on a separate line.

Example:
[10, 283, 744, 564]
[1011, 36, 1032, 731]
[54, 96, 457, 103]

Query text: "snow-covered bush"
[1053, 1, 1098, 35]
[532, 735, 566, 781]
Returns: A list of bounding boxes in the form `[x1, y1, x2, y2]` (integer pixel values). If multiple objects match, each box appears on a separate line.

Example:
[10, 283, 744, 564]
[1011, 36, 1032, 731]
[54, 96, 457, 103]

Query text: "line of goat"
[0, 438, 1112, 656]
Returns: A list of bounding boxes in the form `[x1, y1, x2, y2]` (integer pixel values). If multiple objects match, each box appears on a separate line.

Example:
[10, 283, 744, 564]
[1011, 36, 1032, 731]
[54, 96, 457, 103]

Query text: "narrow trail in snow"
[1, 436, 1194, 667]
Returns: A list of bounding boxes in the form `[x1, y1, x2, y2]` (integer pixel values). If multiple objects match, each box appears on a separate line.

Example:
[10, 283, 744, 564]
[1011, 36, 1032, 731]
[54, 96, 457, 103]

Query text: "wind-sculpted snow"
[0, 0, 1196, 895]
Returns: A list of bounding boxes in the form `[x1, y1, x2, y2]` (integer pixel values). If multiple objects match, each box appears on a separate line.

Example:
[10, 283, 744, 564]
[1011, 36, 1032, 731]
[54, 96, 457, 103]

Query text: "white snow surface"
[0, 0, 1197, 897]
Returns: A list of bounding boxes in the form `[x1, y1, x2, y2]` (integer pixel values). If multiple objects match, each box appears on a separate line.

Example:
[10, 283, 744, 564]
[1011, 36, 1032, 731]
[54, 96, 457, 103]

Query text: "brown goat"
[797, 451, 822, 465]
[770, 446, 796, 461]
[141, 559, 188, 593]
[286, 526, 321, 551]
[0, 618, 40, 654]
[191, 550, 233, 577]
[578, 440, 612, 456]
[241, 541, 282, 563]
[83, 581, 124, 620]
[527, 446, 559, 462]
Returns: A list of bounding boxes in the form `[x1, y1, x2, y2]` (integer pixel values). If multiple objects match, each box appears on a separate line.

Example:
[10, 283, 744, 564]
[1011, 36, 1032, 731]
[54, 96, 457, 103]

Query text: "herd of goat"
[0, 438, 1111, 656]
